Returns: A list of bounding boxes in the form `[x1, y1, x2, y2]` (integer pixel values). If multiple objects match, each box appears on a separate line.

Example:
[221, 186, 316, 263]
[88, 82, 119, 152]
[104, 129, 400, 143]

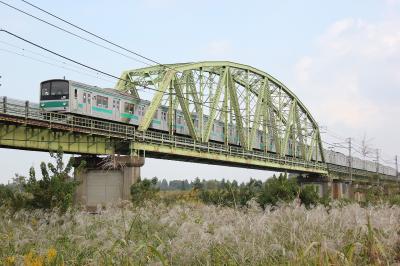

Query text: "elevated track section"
[0, 97, 398, 183]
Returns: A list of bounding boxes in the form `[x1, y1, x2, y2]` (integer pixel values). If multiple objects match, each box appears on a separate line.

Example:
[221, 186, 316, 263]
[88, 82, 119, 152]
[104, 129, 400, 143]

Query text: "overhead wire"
[19, 0, 172, 69]
[1, 2, 397, 162]
[0, 0, 152, 67]
[0, 2, 329, 136]
[0, 40, 116, 84]
[0, 1, 292, 127]
[0, 30, 319, 136]
[1, 28, 396, 165]
[0, 47, 115, 84]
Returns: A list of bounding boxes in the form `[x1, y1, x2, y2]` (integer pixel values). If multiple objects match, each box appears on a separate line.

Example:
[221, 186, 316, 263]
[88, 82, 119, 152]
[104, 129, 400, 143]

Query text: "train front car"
[39, 79, 70, 112]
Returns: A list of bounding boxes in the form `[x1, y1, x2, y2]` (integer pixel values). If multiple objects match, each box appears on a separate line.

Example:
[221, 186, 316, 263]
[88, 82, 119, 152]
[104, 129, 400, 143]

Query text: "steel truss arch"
[116, 61, 324, 162]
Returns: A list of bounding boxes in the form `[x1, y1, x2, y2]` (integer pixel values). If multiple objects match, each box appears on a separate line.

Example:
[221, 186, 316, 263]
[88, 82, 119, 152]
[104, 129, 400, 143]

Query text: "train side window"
[88, 94, 91, 104]
[83, 93, 86, 103]
[96, 95, 101, 107]
[116, 100, 120, 110]
[124, 102, 134, 114]
[103, 96, 108, 108]
[96, 95, 104, 107]
[74, 89, 78, 99]
[161, 111, 167, 121]
[138, 105, 144, 116]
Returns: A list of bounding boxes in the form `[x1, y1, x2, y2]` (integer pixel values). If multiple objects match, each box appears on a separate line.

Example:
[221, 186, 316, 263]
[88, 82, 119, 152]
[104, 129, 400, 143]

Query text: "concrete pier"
[74, 155, 145, 208]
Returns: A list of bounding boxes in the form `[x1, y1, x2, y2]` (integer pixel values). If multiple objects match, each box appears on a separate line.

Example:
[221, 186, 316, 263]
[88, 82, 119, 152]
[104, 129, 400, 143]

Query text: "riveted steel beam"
[184, 71, 202, 115]
[307, 130, 317, 161]
[203, 68, 227, 142]
[281, 100, 296, 155]
[173, 76, 198, 141]
[294, 104, 306, 159]
[115, 71, 140, 98]
[138, 70, 175, 131]
[227, 69, 246, 149]
[249, 77, 267, 149]
[264, 79, 281, 155]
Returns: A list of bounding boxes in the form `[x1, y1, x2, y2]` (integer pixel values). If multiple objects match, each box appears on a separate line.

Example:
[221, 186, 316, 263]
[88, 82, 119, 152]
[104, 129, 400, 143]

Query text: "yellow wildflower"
[5, 256, 15, 265]
[31, 218, 37, 226]
[24, 250, 43, 266]
[46, 248, 57, 262]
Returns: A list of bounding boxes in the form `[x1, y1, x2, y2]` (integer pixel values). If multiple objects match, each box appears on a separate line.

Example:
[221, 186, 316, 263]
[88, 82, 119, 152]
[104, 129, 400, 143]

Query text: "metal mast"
[348, 138, 352, 182]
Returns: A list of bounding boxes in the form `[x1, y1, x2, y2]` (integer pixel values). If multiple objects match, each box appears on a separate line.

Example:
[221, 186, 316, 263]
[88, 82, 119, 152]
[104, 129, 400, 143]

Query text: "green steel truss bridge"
[0, 61, 397, 182]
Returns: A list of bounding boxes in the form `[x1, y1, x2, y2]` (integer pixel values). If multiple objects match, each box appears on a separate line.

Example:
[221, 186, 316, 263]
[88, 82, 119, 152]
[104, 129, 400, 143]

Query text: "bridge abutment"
[74, 155, 145, 209]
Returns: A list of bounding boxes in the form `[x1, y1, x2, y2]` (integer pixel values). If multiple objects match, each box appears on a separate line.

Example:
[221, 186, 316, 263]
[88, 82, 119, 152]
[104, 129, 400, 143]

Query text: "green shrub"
[0, 148, 83, 213]
[299, 185, 320, 208]
[387, 194, 400, 206]
[130, 177, 159, 204]
[198, 178, 261, 208]
[363, 186, 385, 206]
[257, 173, 299, 207]
[23, 149, 82, 213]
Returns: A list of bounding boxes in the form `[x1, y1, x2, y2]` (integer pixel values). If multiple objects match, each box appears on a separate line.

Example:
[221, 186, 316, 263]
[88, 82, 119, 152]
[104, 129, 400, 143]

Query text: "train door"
[72, 88, 78, 112]
[85, 92, 92, 114]
[113, 99, 120, 121]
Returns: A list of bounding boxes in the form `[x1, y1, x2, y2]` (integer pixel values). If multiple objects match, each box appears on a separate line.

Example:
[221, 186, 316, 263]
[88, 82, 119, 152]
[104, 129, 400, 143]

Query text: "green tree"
[130, 177, 159, 204]
[257, 173, 299, 207]
[0, 148, 84, 213]
[23, 149, 83, 212]
[299, 185, 320, 208]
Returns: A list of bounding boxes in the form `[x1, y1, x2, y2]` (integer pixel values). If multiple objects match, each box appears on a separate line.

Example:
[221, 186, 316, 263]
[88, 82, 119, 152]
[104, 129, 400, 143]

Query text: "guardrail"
[327, 163, 398, 182]
[0, 96, 338, 172]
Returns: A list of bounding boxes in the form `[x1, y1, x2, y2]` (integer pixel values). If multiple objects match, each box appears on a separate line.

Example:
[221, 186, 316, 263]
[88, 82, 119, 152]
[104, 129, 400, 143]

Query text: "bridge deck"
[0, 97, 397, 182]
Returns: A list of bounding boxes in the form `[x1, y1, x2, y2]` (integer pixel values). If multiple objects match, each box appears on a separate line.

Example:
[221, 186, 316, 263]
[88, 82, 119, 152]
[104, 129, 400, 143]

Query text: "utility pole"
[348, 138, 352, 182]
[375, 149, 380, 174]
[396, 155, 398, 180]
[376, 149, 380, 186]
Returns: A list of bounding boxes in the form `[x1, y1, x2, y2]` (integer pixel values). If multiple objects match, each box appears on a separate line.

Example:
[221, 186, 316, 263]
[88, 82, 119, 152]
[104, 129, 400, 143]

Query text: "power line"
[0, 1, 396, 158]
[0, 0, 151, 67]
[0, 29, 136, 84]
[0, 29, 248, 119]
[0, 2, 331, 134]
[0, 46, 115, 85]
[19, 0, 169, 68]
[0, 29, 321, 135]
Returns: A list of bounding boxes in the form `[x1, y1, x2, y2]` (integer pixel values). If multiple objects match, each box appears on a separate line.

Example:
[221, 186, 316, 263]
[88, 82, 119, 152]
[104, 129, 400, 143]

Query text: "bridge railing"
[0, 96, 327, 171]
[327, 163, 398, 182]
[134, 130, 326, 170]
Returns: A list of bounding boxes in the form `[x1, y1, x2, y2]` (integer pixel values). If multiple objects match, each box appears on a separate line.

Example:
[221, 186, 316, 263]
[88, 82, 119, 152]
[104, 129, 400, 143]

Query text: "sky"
[0, 0, 399, 183]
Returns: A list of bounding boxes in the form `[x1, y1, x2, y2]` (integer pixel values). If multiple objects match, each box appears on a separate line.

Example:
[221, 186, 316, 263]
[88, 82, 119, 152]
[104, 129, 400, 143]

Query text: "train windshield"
[40, 80, 69, 100]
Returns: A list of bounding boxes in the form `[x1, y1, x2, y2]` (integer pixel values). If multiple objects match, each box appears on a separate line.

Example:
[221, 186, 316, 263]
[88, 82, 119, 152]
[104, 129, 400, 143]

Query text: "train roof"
[64, 79, 139, 100]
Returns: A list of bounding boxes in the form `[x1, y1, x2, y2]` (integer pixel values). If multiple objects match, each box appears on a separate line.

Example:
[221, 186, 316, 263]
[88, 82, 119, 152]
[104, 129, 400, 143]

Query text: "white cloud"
[293, 15, 400, 155]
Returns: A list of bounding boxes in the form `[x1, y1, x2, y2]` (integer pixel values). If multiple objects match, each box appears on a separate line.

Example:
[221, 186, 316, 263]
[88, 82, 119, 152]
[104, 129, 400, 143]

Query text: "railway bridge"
[0, 61, 398, 206]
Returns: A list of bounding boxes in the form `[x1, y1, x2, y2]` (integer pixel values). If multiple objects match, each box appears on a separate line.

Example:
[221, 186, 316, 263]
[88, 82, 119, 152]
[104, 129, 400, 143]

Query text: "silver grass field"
[1, 201, 400, 265]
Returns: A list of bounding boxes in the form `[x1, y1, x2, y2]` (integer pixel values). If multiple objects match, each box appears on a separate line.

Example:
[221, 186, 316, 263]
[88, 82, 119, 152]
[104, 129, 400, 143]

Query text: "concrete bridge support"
[297, 175, 362, 200]
[297, 175, 331, 198]
[74, 155, 145, 208]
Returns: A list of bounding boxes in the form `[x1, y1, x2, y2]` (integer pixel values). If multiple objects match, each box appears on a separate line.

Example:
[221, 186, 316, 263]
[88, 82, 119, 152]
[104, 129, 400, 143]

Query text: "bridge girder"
[116, 61, 325, 162]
